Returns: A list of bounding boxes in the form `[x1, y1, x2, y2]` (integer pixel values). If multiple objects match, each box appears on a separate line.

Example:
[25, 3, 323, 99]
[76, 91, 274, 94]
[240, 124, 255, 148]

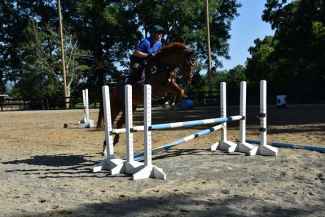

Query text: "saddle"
[128, 60, 158, 85]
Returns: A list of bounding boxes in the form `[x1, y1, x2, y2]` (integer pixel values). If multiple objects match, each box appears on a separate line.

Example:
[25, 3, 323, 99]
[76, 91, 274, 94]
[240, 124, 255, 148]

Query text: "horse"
[97, 42, 199, 156]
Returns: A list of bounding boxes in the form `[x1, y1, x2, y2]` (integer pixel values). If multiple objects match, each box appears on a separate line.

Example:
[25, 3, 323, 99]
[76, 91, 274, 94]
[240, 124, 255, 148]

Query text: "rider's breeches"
[128, 55, 142, 83]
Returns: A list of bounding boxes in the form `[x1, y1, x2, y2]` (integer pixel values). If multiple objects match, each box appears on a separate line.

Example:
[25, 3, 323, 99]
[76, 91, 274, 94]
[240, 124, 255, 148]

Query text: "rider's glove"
[147, 53, 155, 59]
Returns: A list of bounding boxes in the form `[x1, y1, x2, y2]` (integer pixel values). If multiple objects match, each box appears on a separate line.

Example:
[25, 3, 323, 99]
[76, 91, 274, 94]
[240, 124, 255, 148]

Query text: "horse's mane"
[158, 42, 188, 54]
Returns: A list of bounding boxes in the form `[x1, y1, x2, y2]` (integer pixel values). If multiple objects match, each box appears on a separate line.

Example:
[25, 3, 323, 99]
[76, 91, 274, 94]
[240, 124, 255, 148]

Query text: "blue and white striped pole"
[134, 124, 223, 161]
[244, 139, 325, 152]
[112, 116, 242, 134]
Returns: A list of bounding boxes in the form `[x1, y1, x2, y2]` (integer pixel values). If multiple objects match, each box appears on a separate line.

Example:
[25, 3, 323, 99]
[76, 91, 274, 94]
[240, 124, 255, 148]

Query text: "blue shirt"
[135, 35, 162, 62]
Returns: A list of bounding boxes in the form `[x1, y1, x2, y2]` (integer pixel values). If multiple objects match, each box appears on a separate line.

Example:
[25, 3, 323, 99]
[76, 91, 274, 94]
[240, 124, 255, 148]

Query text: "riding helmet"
[151, 25, 164, 34]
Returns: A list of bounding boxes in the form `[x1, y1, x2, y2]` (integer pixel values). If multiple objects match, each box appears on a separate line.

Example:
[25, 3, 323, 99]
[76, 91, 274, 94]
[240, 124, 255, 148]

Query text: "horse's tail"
[96, 86, 116, 129]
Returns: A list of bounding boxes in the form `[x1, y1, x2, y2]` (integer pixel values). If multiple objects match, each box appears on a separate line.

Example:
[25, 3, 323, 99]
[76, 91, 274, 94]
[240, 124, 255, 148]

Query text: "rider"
[120, 25, 164, 100]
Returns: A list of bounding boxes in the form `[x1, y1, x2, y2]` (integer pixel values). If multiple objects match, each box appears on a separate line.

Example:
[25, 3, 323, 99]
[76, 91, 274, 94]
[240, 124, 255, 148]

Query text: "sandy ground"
[0, 104, 325, 217]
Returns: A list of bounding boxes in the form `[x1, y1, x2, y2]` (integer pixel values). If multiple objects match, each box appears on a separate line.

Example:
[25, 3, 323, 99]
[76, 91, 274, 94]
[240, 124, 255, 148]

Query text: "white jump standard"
[78, 89, 87, 124]
[92, 80, 278, 181]
[92, 86, 125, 173]
[231, 81, 256, 152]
[79, 89, 96, 128]
[92, 85, 166, 180]
[123, 85, 166, 180]
[210, 81, 255, 153]
[248, 80, 278, 156]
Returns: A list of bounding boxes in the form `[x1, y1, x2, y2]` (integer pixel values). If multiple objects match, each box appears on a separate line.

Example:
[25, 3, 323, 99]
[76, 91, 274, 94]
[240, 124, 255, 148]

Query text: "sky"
[220, 0, 275, 70]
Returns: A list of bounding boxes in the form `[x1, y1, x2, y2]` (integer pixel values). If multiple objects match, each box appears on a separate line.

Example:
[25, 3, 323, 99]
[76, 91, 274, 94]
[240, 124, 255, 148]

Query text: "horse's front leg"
[172, 84, 185, 107]
[167, 82, 185, 106]
[155, 82, 185, 106]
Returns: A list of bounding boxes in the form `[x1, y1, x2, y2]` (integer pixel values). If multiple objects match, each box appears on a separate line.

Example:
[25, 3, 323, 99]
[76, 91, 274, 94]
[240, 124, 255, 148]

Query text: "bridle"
[153, 49, 197, 81]
[180, 49, 197, 79]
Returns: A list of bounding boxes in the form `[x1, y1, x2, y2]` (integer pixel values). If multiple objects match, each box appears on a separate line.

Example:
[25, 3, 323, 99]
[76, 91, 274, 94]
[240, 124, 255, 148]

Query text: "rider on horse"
[120, 25, 164, 100]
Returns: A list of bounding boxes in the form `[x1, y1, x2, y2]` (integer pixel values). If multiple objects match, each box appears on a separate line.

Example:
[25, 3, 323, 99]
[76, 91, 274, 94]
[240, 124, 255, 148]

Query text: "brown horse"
[97, 42, 198, 156]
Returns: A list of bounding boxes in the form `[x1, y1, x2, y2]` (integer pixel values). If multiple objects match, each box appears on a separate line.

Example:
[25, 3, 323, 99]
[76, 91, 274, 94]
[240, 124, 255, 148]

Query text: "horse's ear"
[186, 50, 199, 58]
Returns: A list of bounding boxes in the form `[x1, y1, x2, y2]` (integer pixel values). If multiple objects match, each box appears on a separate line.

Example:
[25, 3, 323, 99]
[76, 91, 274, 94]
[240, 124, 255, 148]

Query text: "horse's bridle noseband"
[181, 50, 197, 78]
[158, 49, 197, 79]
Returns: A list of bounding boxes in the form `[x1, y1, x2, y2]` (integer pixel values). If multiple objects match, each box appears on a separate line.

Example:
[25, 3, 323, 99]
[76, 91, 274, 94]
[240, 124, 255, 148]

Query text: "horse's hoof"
[114, 136, 120, 144]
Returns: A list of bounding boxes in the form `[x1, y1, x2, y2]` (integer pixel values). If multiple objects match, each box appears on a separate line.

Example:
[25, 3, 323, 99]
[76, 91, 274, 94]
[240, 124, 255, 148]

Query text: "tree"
[64, 0, 140, 92]
[13, 20, 90, 100]
[261, 0, 325, 88]
[1, 0, 243, 99]
[0, 0, 59, 92]
[134, 0, 242, 72]
[13, 20, 60, 98]
[245, 36, 277, 88]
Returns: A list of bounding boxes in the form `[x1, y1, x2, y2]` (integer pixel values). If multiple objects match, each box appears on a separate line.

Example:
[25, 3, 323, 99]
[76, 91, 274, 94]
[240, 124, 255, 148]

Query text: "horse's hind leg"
[101, 106, 126, 156]
[113, 104, 138, 145]
[102, 105, 124, 156]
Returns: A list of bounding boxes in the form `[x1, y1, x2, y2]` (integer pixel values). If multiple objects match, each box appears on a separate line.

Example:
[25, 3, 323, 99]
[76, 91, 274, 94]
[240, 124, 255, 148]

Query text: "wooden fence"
[1, 86, 324, 111]
[0, 96, 100, 111]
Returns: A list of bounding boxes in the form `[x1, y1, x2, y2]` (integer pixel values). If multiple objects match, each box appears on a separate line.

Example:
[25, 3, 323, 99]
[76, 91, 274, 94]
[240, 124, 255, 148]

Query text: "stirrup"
[151, 66, 157, 74]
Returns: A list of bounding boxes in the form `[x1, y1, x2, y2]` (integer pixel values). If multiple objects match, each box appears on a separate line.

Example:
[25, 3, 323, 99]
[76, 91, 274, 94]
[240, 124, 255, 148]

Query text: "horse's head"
[179, 50, 198, 86]
[156, 42, 199, 86]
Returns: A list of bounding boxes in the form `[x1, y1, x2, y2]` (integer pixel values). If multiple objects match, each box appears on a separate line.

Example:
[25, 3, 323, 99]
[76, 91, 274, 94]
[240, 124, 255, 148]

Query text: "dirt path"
[0, 104, 325, 216]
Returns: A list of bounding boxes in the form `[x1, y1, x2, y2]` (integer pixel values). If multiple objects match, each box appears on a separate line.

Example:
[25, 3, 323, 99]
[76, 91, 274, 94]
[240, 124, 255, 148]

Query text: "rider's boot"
[119, 68, 136, 100]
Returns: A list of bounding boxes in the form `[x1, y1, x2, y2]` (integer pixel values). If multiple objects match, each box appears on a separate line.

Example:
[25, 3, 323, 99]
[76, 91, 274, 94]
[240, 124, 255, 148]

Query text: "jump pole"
[248, 80, 278, 156]
[79, 89, 97, 128]
[112, 116, 242, 134]
[240, 139, 325, 152]
[92, 86, 125, 173]
[133, 124, 223, 161]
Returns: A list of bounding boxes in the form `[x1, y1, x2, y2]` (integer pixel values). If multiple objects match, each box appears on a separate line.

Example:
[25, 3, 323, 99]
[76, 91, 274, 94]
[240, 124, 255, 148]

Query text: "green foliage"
[259, 0, 325, 89]
[13, 20, 60, 98]
[134, 0, 241, 71]
[12, 20, 90, 98]
[246, 36, 277, 88]
[213, 64, 246, 90]
[0, 0, 242, 98]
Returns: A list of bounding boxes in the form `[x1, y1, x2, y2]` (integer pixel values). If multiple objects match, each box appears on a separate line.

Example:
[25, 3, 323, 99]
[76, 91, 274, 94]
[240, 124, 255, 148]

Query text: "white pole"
[220, 82, 227, 141]
[85, 89, 89, 123]
[210, 82, 236, 151]
[260, 80, 267, 146]
[125, 85, 134, 162]
[239, 81, 246, 142]
[92, 85, 125, 173]
[82, 90, 86, 120]
[234, 81, 255, 153]
[132, 84, 166, 180]
[144, 85, 152, 167]
[103, 86, 114, 159]
[248, 80, 278, 156]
